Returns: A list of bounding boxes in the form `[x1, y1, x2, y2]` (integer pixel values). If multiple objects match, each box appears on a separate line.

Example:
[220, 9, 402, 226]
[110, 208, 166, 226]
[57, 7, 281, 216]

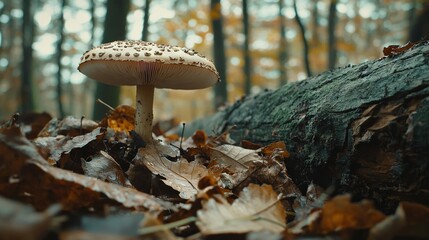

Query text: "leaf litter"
[0, 110, 428, 239]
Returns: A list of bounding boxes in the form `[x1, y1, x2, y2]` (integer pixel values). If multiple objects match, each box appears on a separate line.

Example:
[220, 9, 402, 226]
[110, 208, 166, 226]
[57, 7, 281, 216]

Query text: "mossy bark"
[183, 43, 429, 211]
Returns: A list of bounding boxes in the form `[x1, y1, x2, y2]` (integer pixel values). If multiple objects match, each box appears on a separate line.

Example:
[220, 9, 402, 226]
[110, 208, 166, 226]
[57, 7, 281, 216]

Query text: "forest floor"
[1, 108, 428, 240]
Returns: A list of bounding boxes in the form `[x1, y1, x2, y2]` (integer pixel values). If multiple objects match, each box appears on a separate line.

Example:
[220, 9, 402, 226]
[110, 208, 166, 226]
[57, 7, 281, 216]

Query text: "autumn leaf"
[38, 116, 99, 137]
[369, 201, 429, 240]
[196, 184, 286, 234]
[209, 144, 261, 172]
[0, 195, 60, 240]
[0, 126, 169, 212]
[133, 142, 208, 199]
[81, 151, 131, 187]
[100, 105, 136, 133]
[45, 127, 104, 163]
[290, 194, 385, 234]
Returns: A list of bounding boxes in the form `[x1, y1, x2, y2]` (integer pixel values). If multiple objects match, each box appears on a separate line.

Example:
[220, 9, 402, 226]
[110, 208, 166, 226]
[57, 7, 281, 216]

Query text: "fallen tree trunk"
[183, 42, 429, 211]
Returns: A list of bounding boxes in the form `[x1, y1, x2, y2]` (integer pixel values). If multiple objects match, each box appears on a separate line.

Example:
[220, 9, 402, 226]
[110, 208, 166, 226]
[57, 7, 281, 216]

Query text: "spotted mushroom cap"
[78, 40, 220, 89]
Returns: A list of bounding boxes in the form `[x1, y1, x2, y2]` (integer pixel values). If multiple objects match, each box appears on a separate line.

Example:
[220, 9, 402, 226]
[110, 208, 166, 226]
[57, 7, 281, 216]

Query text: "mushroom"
[78, 40, 219, 143]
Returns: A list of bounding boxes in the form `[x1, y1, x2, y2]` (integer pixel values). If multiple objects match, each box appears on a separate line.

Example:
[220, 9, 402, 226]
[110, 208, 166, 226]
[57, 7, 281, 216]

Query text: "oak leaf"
[133, 142, 208, 199]
[196, 184, 286, 234]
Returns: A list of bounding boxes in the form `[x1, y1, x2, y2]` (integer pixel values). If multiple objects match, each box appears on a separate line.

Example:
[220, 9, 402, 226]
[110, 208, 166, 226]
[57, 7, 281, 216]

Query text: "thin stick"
[96, 98, 115, 110]
[138, 216, 197, 235]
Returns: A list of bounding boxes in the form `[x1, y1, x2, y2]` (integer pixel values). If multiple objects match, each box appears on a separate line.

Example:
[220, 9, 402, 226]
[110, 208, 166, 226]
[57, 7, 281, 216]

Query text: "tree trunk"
[210, 0, 228, 109]
[327, 0, 337, 70]
[242, 0, 252, 95]
[21, 0, 35, 113]
[142, 0, 151, 41]
[181, 43, 429, 211]
[92, 0, 130, 120]
[293, 0, 312, 77]
[56, 0, 66, 118]
[278, 0, 288, 86]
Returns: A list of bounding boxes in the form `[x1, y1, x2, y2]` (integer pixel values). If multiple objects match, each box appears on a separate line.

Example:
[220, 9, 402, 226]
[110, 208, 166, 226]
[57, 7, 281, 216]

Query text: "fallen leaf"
[100, 105, 135, 133]
[192, 130, 207, 147]
[14, 112, 52, 139]
[38, 116, 99, 137]
[383, 41, 420, 57]
[0, 196, 61, 240]
[209, 144, 261, 172]
[81, 151, 131, 187]
[196, 184, 286, 234]
[260, 141, 289, 159]
[369, 201, 429, 240]
[133, 142, 208, 199]
[240, 140, 262, 150]
[291, 194, 385, 234]
[49, 127, 104, 163]
[0, 126, 170, 212]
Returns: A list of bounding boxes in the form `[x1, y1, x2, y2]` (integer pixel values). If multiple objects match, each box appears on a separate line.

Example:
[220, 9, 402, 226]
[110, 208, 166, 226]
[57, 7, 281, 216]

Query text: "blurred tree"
[21, 0, 35, 113]
[312, 0, 319, 45]
[327, 0, 337, 70]
[243, 0, 252, 94]
[278, 0, 288, 86]
[293, 0, 312, 77]
[142, 0, 151, 41]
[409, 3, 429, 42]
[56, 0, 66, 118]
[89, 0, 96, 47]
[210, 0, 227, 108]
[92, 0, 130, 120]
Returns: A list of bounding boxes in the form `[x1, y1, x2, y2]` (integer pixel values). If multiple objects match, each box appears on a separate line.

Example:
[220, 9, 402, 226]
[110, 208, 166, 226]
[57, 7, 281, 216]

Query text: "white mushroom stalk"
[77, 40, 220, 144]
[135, 84, 154, 142]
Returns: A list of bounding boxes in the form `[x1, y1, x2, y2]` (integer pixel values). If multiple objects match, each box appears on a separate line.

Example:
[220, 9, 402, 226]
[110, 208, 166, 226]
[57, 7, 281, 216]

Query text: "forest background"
[0, 0, 426, 124]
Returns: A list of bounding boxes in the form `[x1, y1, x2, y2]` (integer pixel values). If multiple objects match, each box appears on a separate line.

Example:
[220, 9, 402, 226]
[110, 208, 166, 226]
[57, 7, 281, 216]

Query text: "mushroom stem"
[135, 84, 155, 143]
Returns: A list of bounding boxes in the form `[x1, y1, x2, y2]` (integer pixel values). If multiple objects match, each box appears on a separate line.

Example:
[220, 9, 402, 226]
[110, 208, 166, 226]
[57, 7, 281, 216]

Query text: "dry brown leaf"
[260, 141, 290, 159]
[38, 116, 99, 137]
[0, 126, 169, 212]
[196, 184, 286, 235]
[48, 127, 104, 162]
[318, 194, 385, 233]
[192, 130, 207, 147]
[133, 142, 208, 199]
[81, 151, 130, 187]
[209, 144, 261, 172]
[369, 201, 429, 240]
[0, 196, 60, 240]
[291, 194, 385, 234]
[13, 112, 52, 139]
[100, 105, 135, 133]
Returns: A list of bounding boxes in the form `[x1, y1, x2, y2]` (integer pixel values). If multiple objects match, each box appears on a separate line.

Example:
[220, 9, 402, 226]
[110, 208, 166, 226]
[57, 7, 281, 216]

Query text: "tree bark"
[181, 43, 429, 211]
[92, 0, 130, 120]
[210, 0, 228, 109]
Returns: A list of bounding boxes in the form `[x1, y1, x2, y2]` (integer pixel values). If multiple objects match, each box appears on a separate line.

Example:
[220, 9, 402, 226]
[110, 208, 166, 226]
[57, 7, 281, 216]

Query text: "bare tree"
[92, 0, 130, 120]
[210, 0, 227, 108]
[242, 0, 252, 94]
[293, 0, 312, 77]
[21, 0, 35, 113]
[327, 0, 337, 70]
[278, 0, 288, 86]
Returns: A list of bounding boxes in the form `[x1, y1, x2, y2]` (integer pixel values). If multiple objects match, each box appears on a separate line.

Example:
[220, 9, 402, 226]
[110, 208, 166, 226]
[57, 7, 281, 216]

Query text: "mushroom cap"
[78, 40, 220, 90]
